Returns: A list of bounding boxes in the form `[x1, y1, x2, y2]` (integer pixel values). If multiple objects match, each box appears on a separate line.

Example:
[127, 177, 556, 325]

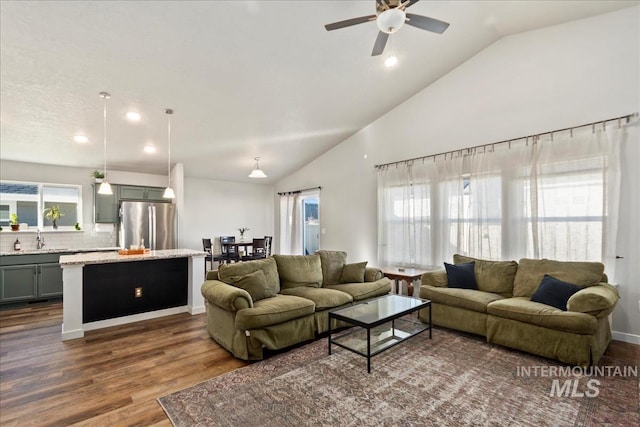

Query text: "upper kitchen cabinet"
[94, 184, 119, 224]
[119, 185, 168, 202]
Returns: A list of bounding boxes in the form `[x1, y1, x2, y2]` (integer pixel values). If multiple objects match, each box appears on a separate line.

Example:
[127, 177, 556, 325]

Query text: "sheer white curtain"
[377, 121, 624, 274]
[279, 193, 301, 255]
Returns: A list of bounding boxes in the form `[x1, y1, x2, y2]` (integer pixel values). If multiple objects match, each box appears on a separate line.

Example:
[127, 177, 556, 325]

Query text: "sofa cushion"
[340, 261, 367, 283]
[325, 278, 392, 301]
[226, 270, 275, 302]
[273, 254, 323, 289]
[530, 275, 582, 311]
[513, 258, 604, 298]
[454, 254, 518, 296]
[219, 257, 280, 295]
[421, 285, 505, 313]
[487, 297, 598, 335]
[280, 287, 353, 311]
[316, 250, 347, 286]
[235, 294, 315, 330]
[444, 262, 477, 289]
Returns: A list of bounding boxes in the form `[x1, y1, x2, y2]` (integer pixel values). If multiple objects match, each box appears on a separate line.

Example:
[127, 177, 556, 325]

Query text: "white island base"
[59, 249, 206, 341]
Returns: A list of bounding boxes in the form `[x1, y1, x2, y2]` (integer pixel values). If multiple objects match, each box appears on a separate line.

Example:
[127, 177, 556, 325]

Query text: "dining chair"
[264, 236, 273, 256]
[218, 235, 239, 263]
[245, 238, 267, 260]
[202, 238, 213, 274]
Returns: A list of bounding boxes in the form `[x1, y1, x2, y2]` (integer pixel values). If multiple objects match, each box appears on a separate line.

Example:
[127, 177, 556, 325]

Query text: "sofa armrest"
[364, 267, 383, 282]
[567, 283, 619, 318]
[206, 270, 220, 281]
[201, 280, 252, 312]
[421, 270, 448, 288]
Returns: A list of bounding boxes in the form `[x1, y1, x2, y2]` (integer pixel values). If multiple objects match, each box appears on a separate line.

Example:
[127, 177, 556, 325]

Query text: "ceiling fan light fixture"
[377, 8, 406, 34]
[248, 157, 267, 179]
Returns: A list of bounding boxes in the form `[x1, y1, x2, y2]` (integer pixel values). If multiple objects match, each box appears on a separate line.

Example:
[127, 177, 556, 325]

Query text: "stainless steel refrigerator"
[119, 201, 176, 250]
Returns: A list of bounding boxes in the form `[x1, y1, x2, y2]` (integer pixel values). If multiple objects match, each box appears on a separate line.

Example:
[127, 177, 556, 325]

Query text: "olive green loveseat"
[201, 250, 392, 360]
[418, 254, 619, 366]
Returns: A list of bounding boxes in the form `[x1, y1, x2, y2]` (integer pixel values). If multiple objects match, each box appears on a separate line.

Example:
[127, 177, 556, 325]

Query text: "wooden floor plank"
[0, 302, 247, 426]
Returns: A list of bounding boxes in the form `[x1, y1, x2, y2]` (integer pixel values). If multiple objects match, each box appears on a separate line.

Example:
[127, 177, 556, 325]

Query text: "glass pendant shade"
[248, 157, 267, 178]
[98, 181, 113, 195]
[163, 187, 175, 199]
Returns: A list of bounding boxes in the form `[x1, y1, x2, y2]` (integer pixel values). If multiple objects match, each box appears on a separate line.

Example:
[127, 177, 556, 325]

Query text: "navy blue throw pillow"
[444, 262, 478, 290]
[530, 274, 582, 311]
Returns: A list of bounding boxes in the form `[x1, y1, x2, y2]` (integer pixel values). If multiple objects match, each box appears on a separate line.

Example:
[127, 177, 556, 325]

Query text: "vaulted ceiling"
[1, 1, 636, 183]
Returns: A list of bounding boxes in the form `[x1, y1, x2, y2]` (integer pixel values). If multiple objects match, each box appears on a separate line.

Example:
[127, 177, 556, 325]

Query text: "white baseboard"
[612, 330, 640, 345]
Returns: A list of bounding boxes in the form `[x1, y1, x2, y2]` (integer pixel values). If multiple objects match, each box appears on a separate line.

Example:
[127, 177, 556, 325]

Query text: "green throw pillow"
[339, 261, 368, 283]
[228, 270, 274, 302]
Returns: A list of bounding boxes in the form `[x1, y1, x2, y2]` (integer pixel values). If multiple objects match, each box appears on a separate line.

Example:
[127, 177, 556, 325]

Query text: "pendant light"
[97, 92, 113, 195]
[163, 108, 176, 199]
[248, 157, 267, 178]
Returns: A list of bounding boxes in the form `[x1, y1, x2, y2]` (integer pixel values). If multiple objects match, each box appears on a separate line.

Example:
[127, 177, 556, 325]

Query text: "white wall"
[182, 176, 274, 253]
[275, 8, 640, 339]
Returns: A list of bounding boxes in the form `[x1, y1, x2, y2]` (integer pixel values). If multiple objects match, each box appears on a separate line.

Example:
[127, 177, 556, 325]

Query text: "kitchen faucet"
[36, 229, 45, 250]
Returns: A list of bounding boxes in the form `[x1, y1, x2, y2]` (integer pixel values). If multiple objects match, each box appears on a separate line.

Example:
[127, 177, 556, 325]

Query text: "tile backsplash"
[0, 229, 116, 253]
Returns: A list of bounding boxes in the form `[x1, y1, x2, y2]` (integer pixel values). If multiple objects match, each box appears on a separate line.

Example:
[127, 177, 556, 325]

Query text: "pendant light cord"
[165, 109, 173, 186]
[103, 96, 107, 177]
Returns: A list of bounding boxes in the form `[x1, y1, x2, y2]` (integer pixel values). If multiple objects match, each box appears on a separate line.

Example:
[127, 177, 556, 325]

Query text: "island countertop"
[59, 249, 206, 266]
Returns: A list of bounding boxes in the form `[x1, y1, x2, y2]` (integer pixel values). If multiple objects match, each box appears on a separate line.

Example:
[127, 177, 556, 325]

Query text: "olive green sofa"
[201, 250, 392, 360]
[418, 254, 620, 366]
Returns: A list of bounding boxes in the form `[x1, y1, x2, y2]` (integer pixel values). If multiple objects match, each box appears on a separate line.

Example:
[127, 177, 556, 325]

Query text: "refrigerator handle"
[148, 206, 153, 250]
[152, 205, 157, 249]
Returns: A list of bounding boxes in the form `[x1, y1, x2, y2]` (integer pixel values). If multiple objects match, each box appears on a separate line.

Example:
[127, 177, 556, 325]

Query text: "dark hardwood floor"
[0, 302, 246, 426]
[1, 302, 638, 426]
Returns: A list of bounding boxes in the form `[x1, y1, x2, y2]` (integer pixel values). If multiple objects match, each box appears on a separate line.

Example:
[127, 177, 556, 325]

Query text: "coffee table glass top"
[331, 294, 429, 325]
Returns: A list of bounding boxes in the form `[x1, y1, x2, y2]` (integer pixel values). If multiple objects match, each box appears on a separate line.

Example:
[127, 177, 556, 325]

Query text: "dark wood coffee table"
[328, 294, 431, 373]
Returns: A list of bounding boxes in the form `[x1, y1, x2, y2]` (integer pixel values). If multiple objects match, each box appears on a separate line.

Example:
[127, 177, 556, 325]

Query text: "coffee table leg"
[328, 314, 332, 355]
[367, 328, 371, 373]
[429, 303, 432, 339]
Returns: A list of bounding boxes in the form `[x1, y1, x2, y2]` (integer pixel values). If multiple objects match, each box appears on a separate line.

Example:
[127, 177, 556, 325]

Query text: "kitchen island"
[59, 249, 206, 341]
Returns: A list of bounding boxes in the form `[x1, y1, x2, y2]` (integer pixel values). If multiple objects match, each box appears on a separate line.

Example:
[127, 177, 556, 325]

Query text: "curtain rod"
[277, 186, 321, 196]
[374, 112, 638, 169]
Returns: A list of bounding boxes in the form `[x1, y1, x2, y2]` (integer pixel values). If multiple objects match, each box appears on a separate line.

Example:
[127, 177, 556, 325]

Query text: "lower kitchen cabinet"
[0, 254, 64, 304]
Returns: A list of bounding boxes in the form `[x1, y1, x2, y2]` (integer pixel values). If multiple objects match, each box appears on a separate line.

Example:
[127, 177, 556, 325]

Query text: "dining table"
[222, 241, 254, 259]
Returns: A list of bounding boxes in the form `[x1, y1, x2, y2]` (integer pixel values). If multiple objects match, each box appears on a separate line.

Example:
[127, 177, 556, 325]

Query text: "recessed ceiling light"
[74, 135, 89, 143]
[143, 145, 156, 154]
[126, 111, 141, 121]
[384, 55, 398, 68]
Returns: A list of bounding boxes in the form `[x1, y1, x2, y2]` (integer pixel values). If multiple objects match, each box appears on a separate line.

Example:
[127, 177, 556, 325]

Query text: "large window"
[378, 124, 623, 273]
[0, 181, 82, 229]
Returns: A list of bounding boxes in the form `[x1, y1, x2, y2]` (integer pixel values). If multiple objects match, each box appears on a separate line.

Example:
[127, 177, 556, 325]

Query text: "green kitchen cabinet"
[119, 185, 168, 202]
[0, 253, 64, 303]
[94, 184, 120, 223]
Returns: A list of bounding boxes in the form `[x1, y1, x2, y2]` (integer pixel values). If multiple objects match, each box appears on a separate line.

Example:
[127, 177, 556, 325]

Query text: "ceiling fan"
[324, 0, 450, 56]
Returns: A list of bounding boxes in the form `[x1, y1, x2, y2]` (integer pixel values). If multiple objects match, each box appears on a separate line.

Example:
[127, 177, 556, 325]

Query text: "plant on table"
[238, 227, 250, 241]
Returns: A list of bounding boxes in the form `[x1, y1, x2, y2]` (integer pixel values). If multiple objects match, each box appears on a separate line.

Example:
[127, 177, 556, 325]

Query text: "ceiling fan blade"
[405, 13, 450, 34]
[324, 15, 376, 31]
[371, 31, 389, 56]
[403, 0, 421, 8]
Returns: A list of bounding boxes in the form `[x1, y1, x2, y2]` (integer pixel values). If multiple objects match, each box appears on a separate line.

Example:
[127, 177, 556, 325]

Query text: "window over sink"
[0, 181, 82, 230]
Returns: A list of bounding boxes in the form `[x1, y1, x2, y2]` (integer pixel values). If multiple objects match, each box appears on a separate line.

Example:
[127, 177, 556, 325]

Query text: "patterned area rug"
[158, 328, 639, 426]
